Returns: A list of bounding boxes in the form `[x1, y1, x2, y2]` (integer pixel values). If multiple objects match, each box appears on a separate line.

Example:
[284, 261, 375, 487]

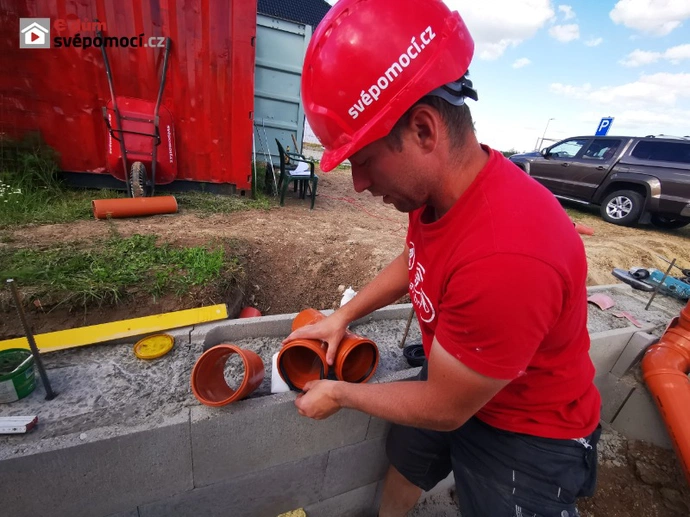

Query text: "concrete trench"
[0, 284, 683, 517]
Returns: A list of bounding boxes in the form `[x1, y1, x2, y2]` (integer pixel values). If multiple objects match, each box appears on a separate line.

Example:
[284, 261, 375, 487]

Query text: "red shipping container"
[0, 0, 256, 193]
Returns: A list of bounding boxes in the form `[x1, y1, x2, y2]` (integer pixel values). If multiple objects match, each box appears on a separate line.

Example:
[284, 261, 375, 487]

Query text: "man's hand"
[282, 314, 348, 366]
[295, 379, 342, 420]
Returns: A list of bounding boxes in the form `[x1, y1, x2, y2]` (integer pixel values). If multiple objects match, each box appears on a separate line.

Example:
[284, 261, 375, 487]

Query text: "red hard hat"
[302, 0, 475, 172]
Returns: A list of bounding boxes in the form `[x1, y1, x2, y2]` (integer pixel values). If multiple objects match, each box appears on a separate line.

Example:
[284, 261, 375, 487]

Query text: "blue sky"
[320, 0, 690, 152]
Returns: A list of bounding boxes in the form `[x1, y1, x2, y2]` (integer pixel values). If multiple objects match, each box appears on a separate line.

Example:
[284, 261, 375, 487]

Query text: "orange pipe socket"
[191, 344, 265, 407]
[239, 307, 262, 318]
[641, 300, 690, 487]
[277, 308, 380, 390]
[92, 196, 178, 219]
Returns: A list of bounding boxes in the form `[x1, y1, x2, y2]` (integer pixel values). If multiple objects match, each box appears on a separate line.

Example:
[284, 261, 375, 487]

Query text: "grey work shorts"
[385, 364, 600, 517]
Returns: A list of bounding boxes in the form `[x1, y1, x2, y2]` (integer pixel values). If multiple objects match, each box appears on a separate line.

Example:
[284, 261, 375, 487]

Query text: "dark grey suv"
[509, 135, 690, 229]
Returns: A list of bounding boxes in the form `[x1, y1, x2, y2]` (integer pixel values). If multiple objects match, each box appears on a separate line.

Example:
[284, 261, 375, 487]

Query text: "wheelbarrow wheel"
[130, 162, 147, 197]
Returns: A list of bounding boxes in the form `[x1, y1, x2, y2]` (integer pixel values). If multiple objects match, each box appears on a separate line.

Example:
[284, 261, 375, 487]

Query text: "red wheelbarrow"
[98, 31, 176, 197]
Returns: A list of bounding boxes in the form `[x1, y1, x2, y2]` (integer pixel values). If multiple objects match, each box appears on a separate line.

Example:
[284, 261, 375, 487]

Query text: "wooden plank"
[0, 304, 228, 353]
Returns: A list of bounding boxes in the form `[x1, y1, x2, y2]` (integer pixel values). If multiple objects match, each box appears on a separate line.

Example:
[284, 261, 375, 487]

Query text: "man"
[284, 1, 601, 515]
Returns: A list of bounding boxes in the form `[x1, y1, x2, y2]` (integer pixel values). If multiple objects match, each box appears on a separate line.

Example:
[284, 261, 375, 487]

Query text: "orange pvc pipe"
[641, 300, 690, 487]
[92, 196, 178, 219]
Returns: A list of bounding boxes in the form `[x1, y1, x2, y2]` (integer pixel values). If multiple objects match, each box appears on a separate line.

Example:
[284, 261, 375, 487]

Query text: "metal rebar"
[7, 279, 56, 400]
[646, 259, 676, 311]
[399, 308, 415, 349]
[656, 254, 686, 275]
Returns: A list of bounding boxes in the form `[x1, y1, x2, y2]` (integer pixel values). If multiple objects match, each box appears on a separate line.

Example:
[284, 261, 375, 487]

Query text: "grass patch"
[0, 233, 241, 310]
[0, 134, 273, 228]
[0, 134, 126, 228]
[177, 191, 272, 215]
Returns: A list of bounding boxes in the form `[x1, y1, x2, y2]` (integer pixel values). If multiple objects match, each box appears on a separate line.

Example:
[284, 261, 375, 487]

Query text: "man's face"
[348, 136, 429, 213]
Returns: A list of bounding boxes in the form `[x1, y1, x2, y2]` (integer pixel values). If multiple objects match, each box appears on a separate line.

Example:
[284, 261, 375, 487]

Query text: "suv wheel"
[600, 190, 644, 226]
[650, 214, 689, 230]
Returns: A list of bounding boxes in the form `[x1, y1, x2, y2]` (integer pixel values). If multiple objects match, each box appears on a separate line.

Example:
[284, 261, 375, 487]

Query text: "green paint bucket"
[0, 349, 36, 403]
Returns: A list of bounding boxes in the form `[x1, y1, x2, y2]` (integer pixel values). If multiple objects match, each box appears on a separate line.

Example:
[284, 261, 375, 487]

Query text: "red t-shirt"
[407, 146, 600, 439]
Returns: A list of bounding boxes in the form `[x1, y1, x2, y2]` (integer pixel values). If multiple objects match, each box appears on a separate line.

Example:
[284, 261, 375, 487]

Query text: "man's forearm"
[333, 380, 465, 432]
[334, 250, 409, 325]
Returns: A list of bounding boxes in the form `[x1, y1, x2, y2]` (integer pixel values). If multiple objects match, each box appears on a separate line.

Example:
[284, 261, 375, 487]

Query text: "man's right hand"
[282, 313, 349, 366]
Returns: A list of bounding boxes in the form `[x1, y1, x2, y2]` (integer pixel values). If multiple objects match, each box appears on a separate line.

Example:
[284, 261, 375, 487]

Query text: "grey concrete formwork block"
[322, 436, 389, 499]
[106, 510, 140, 517]
[0, 412, 192, 517]
[351, 304, 415, 328]
[589, 327, 648, 374]
[594, 372, 637, 423]
[191, 392, 370, 487]
[611, 387, 672, 449]
[610, 332, 658, 377]
[367, 417, 391, 440]
[305, 482, 379, 517]
[197, 313, 296, 348]
[196, 304, 414, 349]
[139, 453, 328, 517]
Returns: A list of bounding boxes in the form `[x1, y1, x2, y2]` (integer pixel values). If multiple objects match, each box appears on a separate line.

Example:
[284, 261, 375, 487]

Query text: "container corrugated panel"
[0, 0, 256, 192]
[254, 14, 310, 164]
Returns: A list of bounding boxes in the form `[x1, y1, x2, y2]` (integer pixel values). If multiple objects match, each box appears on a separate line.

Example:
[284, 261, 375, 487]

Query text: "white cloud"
[322, 0, 556, 60]
[584, 37, 603, 47]
[558, 5, 575, 20]
[620, 44, 690, 67]
[619, 49, 661, 67]
[549, 24, 580, 42]
[550, 73, 690, 108]
[512, 57, 532, 69]
[444, 0, 555, 60]
[610, 0, 690, 36]
[665, 43, 690, 64]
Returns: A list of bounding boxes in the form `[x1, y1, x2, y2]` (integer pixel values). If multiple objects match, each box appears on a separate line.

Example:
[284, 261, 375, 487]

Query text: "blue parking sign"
[595, 117, 614, 136]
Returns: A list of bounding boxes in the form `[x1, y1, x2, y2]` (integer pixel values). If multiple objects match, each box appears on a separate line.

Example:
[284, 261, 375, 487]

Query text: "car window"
[549, 139, 589, 159]
[631, 141, 690, 165]
[583, 139, 622, 160]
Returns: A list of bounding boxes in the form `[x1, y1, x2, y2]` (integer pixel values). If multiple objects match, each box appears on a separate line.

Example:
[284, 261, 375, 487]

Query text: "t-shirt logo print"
[408, 243, 436, 323]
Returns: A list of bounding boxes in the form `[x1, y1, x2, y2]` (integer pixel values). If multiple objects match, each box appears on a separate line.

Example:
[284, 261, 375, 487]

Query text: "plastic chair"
[275, 139, 318, 209]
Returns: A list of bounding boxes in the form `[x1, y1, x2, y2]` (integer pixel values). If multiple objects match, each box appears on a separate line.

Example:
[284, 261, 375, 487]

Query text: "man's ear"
[407, 105, 440, 154]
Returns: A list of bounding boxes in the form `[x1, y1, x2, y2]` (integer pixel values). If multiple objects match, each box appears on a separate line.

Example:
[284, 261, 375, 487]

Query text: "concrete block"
[375, 366, 422, 384]
[351, 304, 415, 327]
[0, 412, 192, 517]
[322, 436, 389, 499]
[610, 332, 657, 377]
[305, 482, 378, 517]
[191, 392, 370, 487]
[611, 387, 672, 449]
[106, 510, 139, 517]
[139, 453, 328, 517]
[198, 313, 295, 348]
[366, 417, 391, 440]
[589, 327, 641, 374]
[594, 372, 636, 423]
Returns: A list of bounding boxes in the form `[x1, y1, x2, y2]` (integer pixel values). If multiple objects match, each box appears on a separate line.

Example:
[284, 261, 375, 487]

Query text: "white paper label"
[0, 379, 19, 403]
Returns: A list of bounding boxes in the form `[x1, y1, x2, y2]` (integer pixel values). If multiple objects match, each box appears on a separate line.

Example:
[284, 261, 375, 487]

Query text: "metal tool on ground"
[7, 279, 56, 400]
[98, 23, 175, 197]
[646, 259, 676, 310]
[0, 415, 38, 434]
[260, 118, 278, 194]
[399, 307, 415, 349]
[657, 254, 690, 278]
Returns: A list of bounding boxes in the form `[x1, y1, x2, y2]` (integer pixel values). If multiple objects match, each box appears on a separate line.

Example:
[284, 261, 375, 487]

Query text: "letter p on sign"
[595, 117, 614, 136]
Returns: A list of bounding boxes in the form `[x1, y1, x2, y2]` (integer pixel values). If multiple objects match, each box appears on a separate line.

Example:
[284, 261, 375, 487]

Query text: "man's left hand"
[295, 380, 341, 420]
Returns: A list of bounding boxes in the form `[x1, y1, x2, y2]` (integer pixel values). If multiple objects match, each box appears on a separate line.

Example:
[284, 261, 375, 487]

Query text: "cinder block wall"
[0, 294, 677, 517]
